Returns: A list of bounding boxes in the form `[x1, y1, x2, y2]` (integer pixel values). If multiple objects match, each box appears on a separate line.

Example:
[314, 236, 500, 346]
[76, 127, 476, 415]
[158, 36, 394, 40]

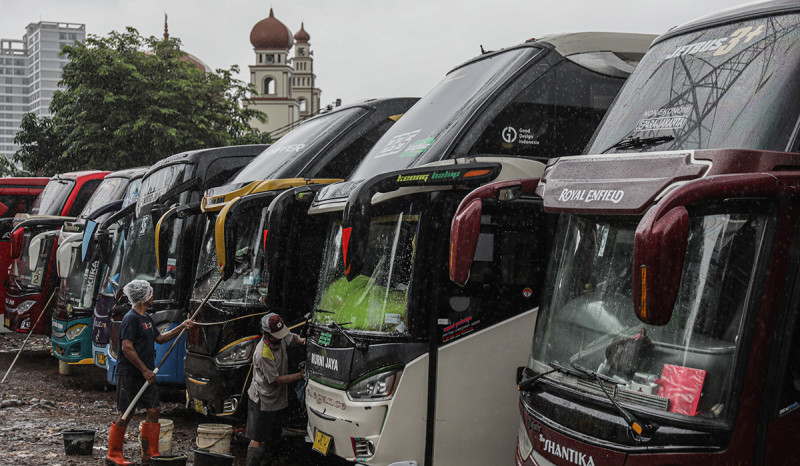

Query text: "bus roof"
[654, 0, 800, 46]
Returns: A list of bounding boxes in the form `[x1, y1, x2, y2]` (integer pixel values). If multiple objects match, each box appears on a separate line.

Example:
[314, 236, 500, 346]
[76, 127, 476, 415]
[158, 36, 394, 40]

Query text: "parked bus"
[91, 170, 145, 371]
[0, 177, 48, 321]
[181, 98, 417, 419]
[51, 168, 144, 366]
[105, 146, 264, 385]
[303, 32, 654, 465]
[4, 171, 110, 334]
[499, 2, 800, 464]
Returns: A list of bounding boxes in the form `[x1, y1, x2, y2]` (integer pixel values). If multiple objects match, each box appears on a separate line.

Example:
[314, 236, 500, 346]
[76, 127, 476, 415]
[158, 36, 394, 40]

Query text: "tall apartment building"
[0, 22, 85, 160]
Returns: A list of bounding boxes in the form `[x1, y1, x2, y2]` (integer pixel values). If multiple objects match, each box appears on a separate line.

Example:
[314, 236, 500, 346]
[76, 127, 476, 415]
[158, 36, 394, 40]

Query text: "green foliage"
[13, 28, 269, 175]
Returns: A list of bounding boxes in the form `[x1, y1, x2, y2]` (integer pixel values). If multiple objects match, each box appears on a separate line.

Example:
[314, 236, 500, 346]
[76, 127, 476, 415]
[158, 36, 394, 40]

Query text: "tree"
[11, 28, 269, 175]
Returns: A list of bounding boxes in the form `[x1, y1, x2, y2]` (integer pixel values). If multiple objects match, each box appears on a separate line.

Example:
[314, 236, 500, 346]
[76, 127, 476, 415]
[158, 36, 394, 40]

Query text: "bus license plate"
[96, 354, 107, 366]
[4, 317, 9, 328]
[312, 430, 332, 455]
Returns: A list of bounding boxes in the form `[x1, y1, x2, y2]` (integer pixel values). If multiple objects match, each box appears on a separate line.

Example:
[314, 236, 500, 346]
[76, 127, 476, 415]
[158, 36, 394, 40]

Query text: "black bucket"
[62, 429, 95, 455]
[194, 449, 235, 466]
[150, 454, 188, 465]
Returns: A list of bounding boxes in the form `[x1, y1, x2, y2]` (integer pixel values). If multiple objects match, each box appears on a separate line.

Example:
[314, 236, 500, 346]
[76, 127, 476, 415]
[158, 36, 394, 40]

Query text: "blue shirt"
[116, 309, 161, 376]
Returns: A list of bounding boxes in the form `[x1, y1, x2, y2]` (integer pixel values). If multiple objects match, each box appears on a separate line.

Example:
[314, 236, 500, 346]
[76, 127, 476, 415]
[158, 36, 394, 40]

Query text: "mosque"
[245, 9, 322, 136]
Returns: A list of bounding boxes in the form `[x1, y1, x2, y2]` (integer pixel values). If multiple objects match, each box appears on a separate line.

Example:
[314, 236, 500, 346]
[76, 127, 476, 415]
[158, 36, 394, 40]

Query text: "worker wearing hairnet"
[105, 279, 194, 465]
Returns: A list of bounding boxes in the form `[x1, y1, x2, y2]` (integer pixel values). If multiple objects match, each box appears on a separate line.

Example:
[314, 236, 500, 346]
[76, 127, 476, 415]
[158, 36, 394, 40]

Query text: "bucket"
[150, 454, 188, 465]
[139, 418, 174, 455]
[194, 449, 235, 466]
[62, 429, 95, 455]
[195, 423, 233, 455]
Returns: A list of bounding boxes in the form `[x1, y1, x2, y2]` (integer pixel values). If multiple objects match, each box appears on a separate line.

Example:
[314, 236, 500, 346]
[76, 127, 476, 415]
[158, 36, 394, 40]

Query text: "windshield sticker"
[374, 129, 422, 158]
[598, 227, 609, 257]
[318, 331, 332, 346]
[384, 313, 401, 325]
[442, 315, 480, 343]
[271, 143, 306, 154]
[398, 137, 435, 158]
[634, 105, 690, 132]
[557, 188, 625, 204]
[502, 125, 543, 147]
[664, 24, 765, 60]
[140, 186, 168, 207]
[31, 268, 43, 287]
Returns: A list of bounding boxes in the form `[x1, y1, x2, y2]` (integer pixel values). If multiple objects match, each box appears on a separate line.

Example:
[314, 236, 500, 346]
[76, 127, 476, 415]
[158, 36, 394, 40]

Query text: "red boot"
[105, 422, 133, 465]
[140, 422, 161, 463]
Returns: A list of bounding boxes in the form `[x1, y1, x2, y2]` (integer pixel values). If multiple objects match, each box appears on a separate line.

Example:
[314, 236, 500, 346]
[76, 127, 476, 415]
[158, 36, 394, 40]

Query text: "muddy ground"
[0, 333, 352, 465]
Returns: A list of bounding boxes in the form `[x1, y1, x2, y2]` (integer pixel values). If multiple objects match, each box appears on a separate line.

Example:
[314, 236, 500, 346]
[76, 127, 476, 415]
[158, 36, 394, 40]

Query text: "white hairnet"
[123, 279, 153, 305]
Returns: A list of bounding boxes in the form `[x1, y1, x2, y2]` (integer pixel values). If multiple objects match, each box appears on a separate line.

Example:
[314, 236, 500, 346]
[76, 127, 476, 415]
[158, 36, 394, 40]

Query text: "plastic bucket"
[150, 454, 188, 465]
[139, 418, 174, 455]
[194, 449, 235, 466]
[195, 423, 233, 455]
[62, 429, 95, 455]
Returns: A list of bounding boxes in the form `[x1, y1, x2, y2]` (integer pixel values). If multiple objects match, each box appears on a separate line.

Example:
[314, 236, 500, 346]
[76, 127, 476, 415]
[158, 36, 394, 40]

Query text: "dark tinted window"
[467, 60, 624, 157]
[313, 118, 397, 179]
[67, 179, 102, 217]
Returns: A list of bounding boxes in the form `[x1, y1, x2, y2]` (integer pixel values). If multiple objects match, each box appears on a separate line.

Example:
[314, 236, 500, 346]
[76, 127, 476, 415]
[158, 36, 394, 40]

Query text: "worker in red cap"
[245, 312, 306, 466]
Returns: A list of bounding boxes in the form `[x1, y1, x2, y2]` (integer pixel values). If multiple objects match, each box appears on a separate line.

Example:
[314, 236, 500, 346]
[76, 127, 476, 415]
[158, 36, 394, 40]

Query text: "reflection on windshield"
[232, 107, 366, 184]
[119, 212, 182, 302]
[531, 211, 768, 421]
[349, 47, 537, 181]
[193, 206, 269, 303]
[64, 245, 104, 309]
[586, 13, 800, 154]
[79, 177, 128, 218]
[30, 179, 74, 216]
[314, 211, 419, 334]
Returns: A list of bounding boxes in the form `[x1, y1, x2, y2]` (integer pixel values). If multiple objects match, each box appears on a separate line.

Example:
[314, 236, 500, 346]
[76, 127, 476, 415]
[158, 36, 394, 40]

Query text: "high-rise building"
[245, 9, 321, 137]
[0, 21, 85, 160]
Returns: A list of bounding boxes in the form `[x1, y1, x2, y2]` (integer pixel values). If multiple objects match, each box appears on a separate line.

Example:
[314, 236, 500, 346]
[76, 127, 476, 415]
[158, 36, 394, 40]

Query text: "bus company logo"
[396, 170, 463, 184]
[318, 332, 332, 346]
[311, 353, 339, 371]
[538, 435, 595, 466]
[396, 173, 429, 183]
[522, 288, 533, 298]
[307, 388, 347, 411]
[558, 188, 624, 204]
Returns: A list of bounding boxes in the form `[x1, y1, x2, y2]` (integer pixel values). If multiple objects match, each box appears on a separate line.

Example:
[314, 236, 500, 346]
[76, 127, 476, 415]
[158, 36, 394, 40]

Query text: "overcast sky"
[2, 0, 744, 106]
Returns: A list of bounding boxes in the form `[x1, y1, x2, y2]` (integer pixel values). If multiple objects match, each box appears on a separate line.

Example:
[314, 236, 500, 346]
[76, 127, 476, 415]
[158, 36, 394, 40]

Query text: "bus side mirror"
[9, 226, 25, 259]
[633, 206, 689, 326]
[155, 207, 178, 278]
[449, 178, 540, 287]
[217, 191, 277, 280]
[56, 235, 81, 279]
[450, 199, 482, 287]
[27, 231, 51, 270]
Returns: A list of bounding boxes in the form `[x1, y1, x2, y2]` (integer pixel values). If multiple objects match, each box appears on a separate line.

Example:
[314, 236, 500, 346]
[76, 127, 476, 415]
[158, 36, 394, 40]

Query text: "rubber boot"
[105, 422, 133, 466]
[140, 422, 161, 463]
[246, 446, 266, 466]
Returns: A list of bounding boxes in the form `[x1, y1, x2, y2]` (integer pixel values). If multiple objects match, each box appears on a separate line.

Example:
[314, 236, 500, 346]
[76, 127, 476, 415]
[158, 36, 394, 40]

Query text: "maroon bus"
[450, 1, 800, 464]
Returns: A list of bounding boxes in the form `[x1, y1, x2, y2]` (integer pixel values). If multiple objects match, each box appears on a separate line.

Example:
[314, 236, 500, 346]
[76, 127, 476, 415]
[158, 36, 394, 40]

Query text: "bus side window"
[440, 201, 547, 340]
[314, 118, 396, 179]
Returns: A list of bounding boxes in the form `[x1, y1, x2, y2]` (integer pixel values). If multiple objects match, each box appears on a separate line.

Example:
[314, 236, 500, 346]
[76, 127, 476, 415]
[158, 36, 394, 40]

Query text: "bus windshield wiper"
[601, 135, 675, 153]
[569, 362, 656, 441]
[519, 360, 588, 392]
[328, 320, 368, 351]
[518, 366, 558, 392]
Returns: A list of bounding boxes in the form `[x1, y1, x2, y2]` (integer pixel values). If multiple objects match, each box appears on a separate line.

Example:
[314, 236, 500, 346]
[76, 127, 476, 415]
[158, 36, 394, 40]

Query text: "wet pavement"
[0, 332, 353, 465]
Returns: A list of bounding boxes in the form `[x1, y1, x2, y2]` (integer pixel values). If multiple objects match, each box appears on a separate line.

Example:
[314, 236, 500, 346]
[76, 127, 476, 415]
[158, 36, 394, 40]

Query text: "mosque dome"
[250, 9, 295, 50]
[294, 23, 310, 43]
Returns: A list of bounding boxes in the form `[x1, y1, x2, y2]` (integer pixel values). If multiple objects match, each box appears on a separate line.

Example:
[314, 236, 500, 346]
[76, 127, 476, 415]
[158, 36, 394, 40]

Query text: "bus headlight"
[65, 324, 87, 341]
[214, 337, 259, 367]
[347, 370, 401, 401]
[517, 416, 533, 461]
[11, 300, 36, 314]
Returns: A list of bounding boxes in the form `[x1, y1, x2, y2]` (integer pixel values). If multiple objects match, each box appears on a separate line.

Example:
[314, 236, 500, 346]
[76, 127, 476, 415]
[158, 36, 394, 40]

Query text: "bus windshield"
[586, 13, 800, 154]
[79, 176, 129, 218]
[30, 179, 74, 216]
[193, 204, 270, 304]
[348, 47, 540, 181]
[119, 212, 182, 302]
[530, 209, 770, 422]
[64, 246, 102, 309]
[231, 107, 367, 184]
[313, 210, 419, 334]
